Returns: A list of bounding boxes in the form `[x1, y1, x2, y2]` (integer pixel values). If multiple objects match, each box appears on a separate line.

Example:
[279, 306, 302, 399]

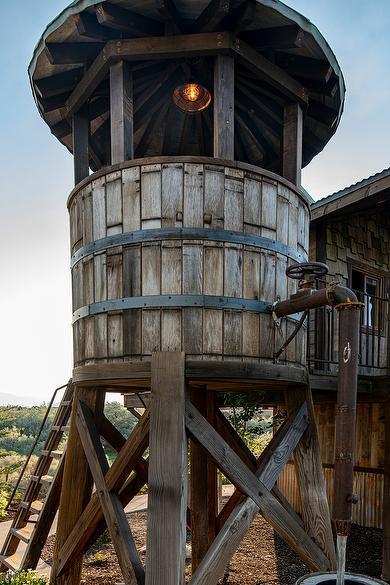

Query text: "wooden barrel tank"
[69, 157, 310, 371]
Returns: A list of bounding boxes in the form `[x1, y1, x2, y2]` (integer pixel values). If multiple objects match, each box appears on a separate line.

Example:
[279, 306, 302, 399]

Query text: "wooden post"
[284, 385, 336, 569]
[214, 54, 234, 159]
[73, 106, 89, 185]
[190, 390, 219, 571]
[382, 400, 390, 580]
[146, 352, 187, 585]
[50, 387, 105, 585]
[110, 60, 134, 164]
[282, 102, 303, 186]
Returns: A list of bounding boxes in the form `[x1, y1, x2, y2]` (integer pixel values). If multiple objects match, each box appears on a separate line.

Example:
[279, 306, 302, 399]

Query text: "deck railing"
[307, 290, 389, 375]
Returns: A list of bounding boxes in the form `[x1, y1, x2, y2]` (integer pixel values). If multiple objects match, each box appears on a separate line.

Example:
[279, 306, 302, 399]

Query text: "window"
[350, 267, 382, 328]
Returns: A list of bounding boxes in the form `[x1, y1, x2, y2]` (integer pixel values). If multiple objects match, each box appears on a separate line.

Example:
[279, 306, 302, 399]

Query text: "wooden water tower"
[27, 1, 345, 583]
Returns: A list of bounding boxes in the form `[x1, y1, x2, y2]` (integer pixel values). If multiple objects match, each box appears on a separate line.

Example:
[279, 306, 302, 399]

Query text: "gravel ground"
[41, 510, 385, 585]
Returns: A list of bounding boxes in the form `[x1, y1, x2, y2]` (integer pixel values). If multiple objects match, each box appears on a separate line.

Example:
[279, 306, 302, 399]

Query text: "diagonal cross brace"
[76, 401, 145, 585]
[57, 406, 150, 577]
[185, 400, 331, 585]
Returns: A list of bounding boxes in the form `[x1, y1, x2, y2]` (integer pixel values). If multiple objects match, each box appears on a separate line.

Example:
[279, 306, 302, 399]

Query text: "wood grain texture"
[110, 61, 134, 164]
[146, 353, 187, 585]
[214, 55, 234, 160]
[70, 161, 309, 368]
[382, 401, 390, 579]
[285, 385, 336, 568]
[76, 402, 144, 585]
[187, 400, 330, 585]
[57, 408, 150, 576]
[50, 388, 105, 585]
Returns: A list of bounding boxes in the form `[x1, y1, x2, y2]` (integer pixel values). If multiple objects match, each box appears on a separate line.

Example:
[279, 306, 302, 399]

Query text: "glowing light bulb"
[172, 83, 211, 113]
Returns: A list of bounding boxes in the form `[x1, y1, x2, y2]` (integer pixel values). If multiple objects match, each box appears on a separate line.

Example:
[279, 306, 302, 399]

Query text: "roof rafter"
[191, 0, 230, 33]
[155, 0, 187, 33]
[95, 2, 163, 36]
[65, 32, 307, 119]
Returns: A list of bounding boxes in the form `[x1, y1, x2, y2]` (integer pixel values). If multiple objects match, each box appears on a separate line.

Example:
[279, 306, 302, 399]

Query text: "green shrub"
[0, 571, 47, 585]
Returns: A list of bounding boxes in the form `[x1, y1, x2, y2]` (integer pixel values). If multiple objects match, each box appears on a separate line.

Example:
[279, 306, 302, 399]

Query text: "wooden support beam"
[275, 52, 333, 83]
[57, 408, 150, 576]
[191, 0, 230, 33]
[214, 54, 234, 159]
[146, 352, 187, 585]
[65, 32, 231, 118]
[282, 102, 303, 187]
[232, 39, 308, 104]
[50, 388, 105, 585]
[75, 12, 120, 41]
[382, 401, 390, 580]
[96, 2, 163, 36]
[240, 25, 305, 51]
[73, 106, 90, 186]
[285, 385, 336, 569]
[35, 68, 84, 98]
[76, 402, 144, 585]
[228, 0, 256, 35]
[45, 42, 103, 65]
[190, 391, 210, 571]
[155, 0, 187, 33]
[307, 99, 339, 127]
[187, 401, 330, 585]
[110, 61, 134, 164]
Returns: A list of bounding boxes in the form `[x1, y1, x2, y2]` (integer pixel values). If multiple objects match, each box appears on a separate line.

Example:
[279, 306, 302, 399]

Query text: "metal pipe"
[273, 284, 358, 318]
[333, 304, 361, 536]
[273, 283, 362, 536]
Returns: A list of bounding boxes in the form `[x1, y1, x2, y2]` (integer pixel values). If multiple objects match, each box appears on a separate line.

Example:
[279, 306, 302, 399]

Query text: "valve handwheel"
[286, 262, 329, 280]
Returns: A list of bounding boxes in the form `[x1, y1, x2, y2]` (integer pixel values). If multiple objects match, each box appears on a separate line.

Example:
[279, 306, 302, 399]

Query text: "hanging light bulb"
[172, 82, 211, 113]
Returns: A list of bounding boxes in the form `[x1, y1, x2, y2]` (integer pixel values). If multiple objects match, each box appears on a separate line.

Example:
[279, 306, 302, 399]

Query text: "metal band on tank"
[70, 228, 305, 268]
[72, 295, 304, 324]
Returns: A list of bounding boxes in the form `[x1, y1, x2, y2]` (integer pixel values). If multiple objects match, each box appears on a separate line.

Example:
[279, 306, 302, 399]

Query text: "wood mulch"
[40, 507, 385, 585]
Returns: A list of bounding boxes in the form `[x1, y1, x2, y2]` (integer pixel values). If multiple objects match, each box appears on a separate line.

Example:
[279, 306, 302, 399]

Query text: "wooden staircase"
[0, 381, 73, 572]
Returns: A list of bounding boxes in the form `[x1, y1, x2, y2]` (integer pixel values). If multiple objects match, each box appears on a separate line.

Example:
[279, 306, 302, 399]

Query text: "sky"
[0, 0, 389, 404]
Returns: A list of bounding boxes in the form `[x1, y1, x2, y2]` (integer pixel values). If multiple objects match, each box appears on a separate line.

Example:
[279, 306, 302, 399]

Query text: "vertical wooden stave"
[70, 160, 309, 367]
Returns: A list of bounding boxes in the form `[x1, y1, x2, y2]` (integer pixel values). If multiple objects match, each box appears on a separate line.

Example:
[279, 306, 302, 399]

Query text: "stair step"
[0, 552, 23, 571]
[10, 526, 34, 544]
[31, 474, 53, 486]
[41, 449, 63, 459]
[60, 400, 72, 407]
[52, 425, 70, 432]
[20, 500, 43, 514]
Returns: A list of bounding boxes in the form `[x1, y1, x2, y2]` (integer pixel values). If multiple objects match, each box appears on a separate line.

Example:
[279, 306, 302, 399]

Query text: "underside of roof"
[29, 0, 346, 173]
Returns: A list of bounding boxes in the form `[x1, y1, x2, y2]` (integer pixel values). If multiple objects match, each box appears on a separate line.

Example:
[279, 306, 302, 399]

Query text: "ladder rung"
[20, 500, 43, 514]
[41, 449, 63, 459]
[52, 425, 70, 432]
[60, 400, 72, 407]
[10, 526, 33, 544]
[31, 474, 53, 486]
[0, 552, 23, 571]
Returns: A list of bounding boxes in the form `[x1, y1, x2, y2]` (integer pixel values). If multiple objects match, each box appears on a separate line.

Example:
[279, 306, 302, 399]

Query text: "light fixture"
[172, 82, 211, 113]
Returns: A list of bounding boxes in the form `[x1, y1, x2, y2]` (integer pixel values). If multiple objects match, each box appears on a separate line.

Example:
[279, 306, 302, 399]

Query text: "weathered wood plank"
[57, 408, 150, 576]
[186, 400, 330, 584]
[110, 60, 134, 164]
[50, 388, 105, 585]
[382, 401, 390, 579]
[123, 166, 141, 231]
[73, 107, 89, 186]
[76, 402, 144, 585]
[146, 353, 187, 585]
[285, 385, 336, 568]
[214, 55, 234, 159]
[282, 103, 303, 186]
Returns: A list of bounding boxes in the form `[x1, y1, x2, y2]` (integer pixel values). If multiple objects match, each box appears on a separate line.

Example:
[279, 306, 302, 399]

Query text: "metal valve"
[285, 261, 329, 294]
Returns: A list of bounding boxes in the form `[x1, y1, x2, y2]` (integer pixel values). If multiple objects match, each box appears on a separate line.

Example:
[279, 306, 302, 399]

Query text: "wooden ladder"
[0, 381, 73, 573]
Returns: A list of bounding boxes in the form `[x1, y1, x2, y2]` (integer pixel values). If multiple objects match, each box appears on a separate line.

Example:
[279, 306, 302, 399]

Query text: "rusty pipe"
[333, 303, 361, 536]
[273, 284, 362, 536]
[273, 284, 358, 318]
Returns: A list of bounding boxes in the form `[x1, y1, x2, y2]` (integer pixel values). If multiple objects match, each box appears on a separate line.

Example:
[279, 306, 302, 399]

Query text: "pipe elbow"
[326, 285, 359, 307]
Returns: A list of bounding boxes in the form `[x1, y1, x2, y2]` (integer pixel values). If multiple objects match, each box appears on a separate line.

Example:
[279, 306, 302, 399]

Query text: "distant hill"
[0, 392, 39, 407]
